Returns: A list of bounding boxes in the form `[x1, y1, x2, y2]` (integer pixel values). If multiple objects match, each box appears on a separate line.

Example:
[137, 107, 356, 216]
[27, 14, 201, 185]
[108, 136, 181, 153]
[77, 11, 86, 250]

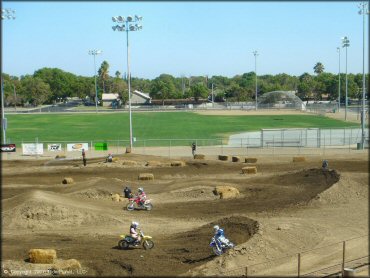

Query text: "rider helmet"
[213, 225, 220, 232]
[131, 221, 139, 228]
[138, 187, 144, 193]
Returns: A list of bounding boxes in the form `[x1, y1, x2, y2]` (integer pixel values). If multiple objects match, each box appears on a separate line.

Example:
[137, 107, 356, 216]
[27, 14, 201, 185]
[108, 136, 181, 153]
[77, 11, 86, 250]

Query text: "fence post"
[144, 140, 146, 155]
[342, 241, 346, 277]
[169, 139, 171, 158]
[245, 266, 248, 277]
[297, 253, 301, 277]
[221, 139, 224, 155]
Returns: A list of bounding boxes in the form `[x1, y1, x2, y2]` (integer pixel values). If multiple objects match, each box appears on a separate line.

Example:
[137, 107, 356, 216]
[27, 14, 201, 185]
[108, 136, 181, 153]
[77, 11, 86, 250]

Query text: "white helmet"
[138, 187, 144, 193]
[213, 225, 220, 231]
[131, 221, 139, 228]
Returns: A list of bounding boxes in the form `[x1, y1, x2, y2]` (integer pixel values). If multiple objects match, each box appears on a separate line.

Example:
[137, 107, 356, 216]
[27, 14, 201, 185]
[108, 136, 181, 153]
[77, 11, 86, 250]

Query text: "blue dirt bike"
[210, 236, 234, 256]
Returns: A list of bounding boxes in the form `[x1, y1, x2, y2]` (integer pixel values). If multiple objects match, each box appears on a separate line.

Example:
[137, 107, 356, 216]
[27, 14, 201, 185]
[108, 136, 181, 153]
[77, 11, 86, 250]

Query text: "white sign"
[22, 143, 44, 155]
[48, 144, 62, 152]
[67, 143, 89, 152]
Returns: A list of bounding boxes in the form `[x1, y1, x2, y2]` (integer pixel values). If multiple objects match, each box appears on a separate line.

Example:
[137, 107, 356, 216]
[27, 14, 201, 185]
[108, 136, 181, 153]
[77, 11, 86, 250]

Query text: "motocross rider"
[130, 221, 141, 245]
[213, 225, 228, 246]
[137, 187, 147, 207]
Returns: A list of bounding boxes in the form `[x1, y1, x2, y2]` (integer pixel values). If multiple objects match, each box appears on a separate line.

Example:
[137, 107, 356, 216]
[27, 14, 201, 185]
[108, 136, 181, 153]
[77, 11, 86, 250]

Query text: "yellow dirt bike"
[118, 229, 154, 250]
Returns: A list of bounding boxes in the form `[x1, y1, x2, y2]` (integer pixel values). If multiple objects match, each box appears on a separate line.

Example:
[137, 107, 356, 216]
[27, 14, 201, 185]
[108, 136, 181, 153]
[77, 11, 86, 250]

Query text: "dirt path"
[1, 153, 368, 276]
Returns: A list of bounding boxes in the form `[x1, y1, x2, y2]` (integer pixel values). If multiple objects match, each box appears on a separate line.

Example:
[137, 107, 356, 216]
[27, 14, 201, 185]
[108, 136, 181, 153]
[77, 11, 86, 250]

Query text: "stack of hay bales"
[138, 173, 154, 181]
[29, 249, 57, 264]
[245, 158, 257, 163]
[55, 155, 66, 159]
[52, 259, 81, 271]
[171, 161, 186, 167]
[213, 186, 240, 199]
[62, 178, 74, 184]
[146, 161, 162, 167]
[194, 154, 205, 160]
[293, 156, 306, 162]
[232, 156, 240, 162]
[218, 155, 229, 161]
[122, 160, 137, 166]
[111, 193, 125, 202]
[242, 166, 257, 174]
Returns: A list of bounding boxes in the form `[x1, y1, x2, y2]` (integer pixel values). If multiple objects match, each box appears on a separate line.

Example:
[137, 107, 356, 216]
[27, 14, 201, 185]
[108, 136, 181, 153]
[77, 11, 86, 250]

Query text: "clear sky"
[2, 1, 369, 80]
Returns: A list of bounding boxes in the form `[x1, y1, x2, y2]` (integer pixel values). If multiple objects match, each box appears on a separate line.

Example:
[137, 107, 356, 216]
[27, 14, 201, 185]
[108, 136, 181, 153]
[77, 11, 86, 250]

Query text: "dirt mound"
[72, 188, 112, 200]
[2, 190, 122, 230]
[253, 168, 339, 188]
[165, 216, 258, 264]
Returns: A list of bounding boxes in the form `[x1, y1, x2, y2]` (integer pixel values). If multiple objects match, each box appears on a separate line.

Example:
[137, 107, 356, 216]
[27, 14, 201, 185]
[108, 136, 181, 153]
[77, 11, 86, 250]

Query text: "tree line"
[2, 61, 369, 107]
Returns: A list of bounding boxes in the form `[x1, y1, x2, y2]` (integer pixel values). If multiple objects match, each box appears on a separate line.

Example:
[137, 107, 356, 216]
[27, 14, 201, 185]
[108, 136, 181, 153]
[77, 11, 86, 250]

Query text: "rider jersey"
[138, 192, 146, 202]
[130, 226, 138, 237]
[215, 228, 225, 239]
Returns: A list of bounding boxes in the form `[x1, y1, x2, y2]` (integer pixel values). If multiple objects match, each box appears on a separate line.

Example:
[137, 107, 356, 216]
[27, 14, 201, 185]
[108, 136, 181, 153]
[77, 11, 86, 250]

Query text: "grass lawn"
[6, 112, 358, 146]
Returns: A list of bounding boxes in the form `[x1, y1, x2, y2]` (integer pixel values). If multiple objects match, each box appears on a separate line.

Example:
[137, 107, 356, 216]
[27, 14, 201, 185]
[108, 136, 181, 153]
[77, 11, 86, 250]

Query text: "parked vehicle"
[118, 230, 154, 250]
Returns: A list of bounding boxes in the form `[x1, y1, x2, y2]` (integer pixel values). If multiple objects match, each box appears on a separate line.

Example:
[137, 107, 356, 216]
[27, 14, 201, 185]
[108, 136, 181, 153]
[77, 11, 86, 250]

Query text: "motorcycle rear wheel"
[143, 240, 154, 250]
[118, 240, 130, 250]
[126, 203, 134, 211]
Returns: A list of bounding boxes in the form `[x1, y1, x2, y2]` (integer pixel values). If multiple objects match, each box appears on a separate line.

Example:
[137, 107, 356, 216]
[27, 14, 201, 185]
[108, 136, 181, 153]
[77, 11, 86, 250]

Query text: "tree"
[19, 76, 51, 106]
[190, 83, 209, 102]
[313, 62, 325, 75]
[98, 61, 110, 94]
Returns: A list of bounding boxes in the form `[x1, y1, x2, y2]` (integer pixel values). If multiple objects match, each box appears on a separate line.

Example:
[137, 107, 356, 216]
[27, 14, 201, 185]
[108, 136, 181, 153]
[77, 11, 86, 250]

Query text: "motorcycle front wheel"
[126, 203, 134, 211]
[118, 240, 130, 250]
[145, 203, 153, 211]
[143, 240, 154, 250]
[212, 246, 223, 256]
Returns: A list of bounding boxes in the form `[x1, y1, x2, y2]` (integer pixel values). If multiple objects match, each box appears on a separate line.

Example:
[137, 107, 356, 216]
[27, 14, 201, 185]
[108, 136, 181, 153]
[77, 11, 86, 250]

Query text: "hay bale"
[242, 166, 257, 174]
[62, 177, 74, 184]
[218, 155, 229, 161]
[29, 249, 57, 264]
[245, 158, 257, 163]
[214, 186, 240, 199]
[232, 156, 240, 162]
[146, 160, 162, 167]
[111, 193, 124, 202]
[55, 155, 66, 159]
[138, 173, 154, 180]
[112, 157, 119, 162]
[122, 160, 137, 166]
[52, 259, 81, 271]
[126, 147, 131, 153]
[171, 161, 186, 167]
[293, 156, 306, 162]
[193, 154, 205, 160]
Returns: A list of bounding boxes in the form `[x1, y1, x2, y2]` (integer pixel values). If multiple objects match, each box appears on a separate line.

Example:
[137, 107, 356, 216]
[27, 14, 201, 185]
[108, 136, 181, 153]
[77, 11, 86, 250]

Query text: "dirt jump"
[1, 152, 368, 276]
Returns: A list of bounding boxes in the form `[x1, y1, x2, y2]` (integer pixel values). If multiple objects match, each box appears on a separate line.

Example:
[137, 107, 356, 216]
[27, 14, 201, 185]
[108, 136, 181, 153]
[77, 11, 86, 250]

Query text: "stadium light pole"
[337, 47, 341, 112]
[341, 36, 350, 121]
[253, 51, 259, 110]
[112, 15, 142, 149]
[88, 49, 102, 113]
[1, 8, 16, 145]
[358, 2, 369, 150]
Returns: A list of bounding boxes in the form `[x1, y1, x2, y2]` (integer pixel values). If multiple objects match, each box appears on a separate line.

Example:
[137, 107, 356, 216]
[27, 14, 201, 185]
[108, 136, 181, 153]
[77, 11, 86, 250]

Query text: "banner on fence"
[48, 144, 62, 152]
[22, 143, 43, 155]
[1, 144, 16, 152]
[67, 143, 88, 152]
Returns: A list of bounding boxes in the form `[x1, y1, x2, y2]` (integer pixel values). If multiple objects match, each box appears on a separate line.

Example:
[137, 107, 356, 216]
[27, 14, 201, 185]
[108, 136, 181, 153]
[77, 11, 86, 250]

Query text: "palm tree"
[313, 62, 325, 75]
[98, 61, 110, 94]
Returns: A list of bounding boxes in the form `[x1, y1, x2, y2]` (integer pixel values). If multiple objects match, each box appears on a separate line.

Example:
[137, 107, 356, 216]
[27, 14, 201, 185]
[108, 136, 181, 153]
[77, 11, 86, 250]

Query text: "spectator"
[82, 148, 87, 166]
[191, 142, 196, 157]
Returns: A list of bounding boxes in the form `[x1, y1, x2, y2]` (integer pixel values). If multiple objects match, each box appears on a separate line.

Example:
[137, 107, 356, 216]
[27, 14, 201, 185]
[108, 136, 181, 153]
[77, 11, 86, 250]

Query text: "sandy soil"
[1, 152, 368, 277]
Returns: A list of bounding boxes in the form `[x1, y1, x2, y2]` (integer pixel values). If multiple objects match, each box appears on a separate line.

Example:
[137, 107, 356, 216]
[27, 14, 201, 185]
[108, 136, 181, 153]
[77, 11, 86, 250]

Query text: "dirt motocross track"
[1, 153, 368, 276]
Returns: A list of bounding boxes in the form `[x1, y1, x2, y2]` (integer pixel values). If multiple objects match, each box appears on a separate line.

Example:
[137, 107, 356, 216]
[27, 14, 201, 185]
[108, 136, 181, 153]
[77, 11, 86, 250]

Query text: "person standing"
[191, 142, 196, 157]
[82, 148, 87, 166]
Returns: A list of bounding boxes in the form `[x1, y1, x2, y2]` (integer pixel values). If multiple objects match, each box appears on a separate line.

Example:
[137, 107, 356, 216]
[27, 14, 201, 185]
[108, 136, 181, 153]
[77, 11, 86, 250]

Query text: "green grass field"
[5, 112, 358, 146]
